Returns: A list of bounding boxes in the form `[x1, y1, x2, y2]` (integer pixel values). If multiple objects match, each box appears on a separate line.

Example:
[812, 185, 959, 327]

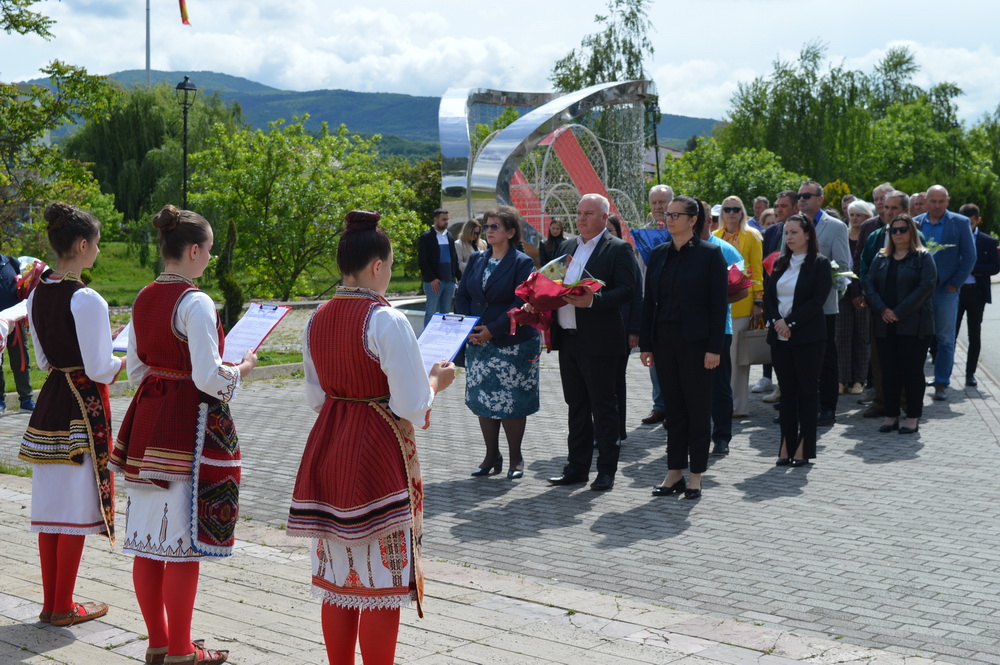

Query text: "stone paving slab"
[0, 338, 995, 663]
[0, 473, 949, 665]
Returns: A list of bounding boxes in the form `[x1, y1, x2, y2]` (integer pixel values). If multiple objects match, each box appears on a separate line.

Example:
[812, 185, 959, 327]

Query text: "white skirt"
[31, 454, 105, 536]
[311, 530, 415, 611]
[122, 481, 204, 562]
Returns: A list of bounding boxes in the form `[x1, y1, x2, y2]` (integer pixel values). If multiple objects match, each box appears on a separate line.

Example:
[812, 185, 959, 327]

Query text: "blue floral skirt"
[464, 337, 540, 419]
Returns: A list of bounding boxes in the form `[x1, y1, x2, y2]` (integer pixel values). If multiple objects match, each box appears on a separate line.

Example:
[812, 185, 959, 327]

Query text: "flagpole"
[145, 0, 150, 86]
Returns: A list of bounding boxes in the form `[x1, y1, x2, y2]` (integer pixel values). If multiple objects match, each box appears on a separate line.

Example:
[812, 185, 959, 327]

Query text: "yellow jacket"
[713, 227, 763, 318]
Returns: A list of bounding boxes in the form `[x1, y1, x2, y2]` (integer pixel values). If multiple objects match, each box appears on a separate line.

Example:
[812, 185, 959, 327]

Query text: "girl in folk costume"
[19, 202, 125, 627]
[287, 210, 455, 665]
[111, 205, 257, 665]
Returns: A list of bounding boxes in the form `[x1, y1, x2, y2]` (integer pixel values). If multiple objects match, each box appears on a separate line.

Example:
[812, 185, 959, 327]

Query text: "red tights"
[321, 603, 400, 665]
[132, 557, 201, 656]
[37, 532, 85, 614]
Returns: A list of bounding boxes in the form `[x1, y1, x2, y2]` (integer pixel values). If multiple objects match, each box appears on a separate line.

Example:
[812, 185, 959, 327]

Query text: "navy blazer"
[454, 248, 537, 347]
[417, 227, 460, 283]
[764, 254, 832, 346]
[639, 239, 728, 354]
[969, 230, 1000, 303]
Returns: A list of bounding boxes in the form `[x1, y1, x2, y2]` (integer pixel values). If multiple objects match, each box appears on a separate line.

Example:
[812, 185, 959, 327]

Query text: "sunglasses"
[663, 212, 691, 220]
[722, 207, 741, 214]
[796, 192, 818, 201]
[889, 226, 910, 235]
[483, 223, 502, 231]
[471, 230, 481, 235]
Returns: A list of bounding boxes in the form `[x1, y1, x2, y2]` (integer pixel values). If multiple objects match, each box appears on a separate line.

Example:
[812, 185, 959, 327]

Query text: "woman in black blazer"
[764, 214, 832, 466]
[864, 214, 936, 435]
[455, 210, 539, 479]
[639, 196, 728, 499]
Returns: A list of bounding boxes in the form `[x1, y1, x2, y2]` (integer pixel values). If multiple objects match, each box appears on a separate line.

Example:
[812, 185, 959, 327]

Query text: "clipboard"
[416, 313, 479, 375]
[221, 302, 292, 364]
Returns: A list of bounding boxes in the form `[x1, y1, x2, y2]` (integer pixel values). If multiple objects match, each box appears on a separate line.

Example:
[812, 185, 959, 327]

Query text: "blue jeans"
[931, 289, 959, 387]
[650, 365, 663, 411]
[423, 280, 456, 326]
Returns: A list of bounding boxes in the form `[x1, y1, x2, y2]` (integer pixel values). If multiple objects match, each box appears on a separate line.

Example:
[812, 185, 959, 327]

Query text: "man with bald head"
[647, 185, 674, 229]
[548, 193, 638, 491]
[915, 186, 976, 400]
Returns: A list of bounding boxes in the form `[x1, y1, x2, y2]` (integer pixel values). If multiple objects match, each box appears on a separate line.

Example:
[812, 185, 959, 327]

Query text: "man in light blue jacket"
[915, 185, 976, 400]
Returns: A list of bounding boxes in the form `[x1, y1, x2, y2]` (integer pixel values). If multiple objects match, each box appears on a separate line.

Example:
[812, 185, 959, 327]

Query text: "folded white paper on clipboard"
[417, 313, 479, 375]
[112, 321, 132, 353]
[222, 303, 292, 364]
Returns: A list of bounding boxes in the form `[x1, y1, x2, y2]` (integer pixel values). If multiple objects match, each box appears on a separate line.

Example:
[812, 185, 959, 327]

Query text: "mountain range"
[35, 70, 720, 154]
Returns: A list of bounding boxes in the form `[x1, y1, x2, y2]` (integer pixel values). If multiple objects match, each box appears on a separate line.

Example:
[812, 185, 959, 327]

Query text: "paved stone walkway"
[0, 345, 996, 664]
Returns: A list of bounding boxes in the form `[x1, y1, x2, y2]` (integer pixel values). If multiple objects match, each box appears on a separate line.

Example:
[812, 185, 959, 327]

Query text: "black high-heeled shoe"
[651, 477, 686, 497]
[507, 461, 524, 479]
[789, 458, 810, 467]
[471, 455, 503, 477]
[878, 420, 899, 433]
[775, 458, 791, 466]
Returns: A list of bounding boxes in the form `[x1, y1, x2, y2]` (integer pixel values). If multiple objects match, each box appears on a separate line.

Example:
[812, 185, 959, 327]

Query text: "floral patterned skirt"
[464, 337, 540, 419]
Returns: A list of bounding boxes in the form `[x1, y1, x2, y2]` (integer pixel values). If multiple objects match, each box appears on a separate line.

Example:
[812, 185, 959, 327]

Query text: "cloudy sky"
[4, 0, 998, 123]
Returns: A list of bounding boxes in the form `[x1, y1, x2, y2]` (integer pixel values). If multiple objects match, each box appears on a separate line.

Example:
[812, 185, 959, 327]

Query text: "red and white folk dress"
[287, 287, 434, 614]
[111, 274, 241, 561]
[19, 272, 120, 543]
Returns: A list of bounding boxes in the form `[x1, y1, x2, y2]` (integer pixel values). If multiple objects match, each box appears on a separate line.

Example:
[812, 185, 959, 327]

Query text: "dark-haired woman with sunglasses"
[640, 196, 728, 499]
[864, 214, 936, 435]
[713, 195, 763, 418]
[456, 210, 539, 479]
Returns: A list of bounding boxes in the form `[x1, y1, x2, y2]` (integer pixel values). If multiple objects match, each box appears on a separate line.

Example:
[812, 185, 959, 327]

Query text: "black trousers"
[710, 334, 733, 446]
[558, 335, 622, 477]
[818, 314, 839, 412]
[771, 339, 824, 460]
[654, 323, 712, 474]
[876, 333, 930, 419]
[957, 284, 986, 378]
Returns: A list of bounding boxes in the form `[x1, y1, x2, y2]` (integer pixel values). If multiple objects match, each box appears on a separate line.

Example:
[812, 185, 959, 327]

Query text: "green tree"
[659, 138, 805, 207]
[550, 0, 653, 92]
[383, 154, 442, 276]
[192, 116, 421, 302]
[470, 106, 520, 156]
[0, 0, 121, 237]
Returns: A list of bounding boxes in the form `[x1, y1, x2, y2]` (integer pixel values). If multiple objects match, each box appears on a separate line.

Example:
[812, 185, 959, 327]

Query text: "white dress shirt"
[556, 230, 605, 330]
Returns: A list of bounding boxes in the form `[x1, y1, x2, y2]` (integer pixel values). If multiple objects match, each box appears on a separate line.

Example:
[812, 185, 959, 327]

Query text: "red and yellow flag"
[179, 0, 190, 25]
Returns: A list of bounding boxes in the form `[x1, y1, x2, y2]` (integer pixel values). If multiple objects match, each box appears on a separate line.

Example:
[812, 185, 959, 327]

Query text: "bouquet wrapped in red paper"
[762, 251, 780, 276]
[16, 257, 48, 301]
[727, 263, 754, 299]
[507, 255, 604, 338]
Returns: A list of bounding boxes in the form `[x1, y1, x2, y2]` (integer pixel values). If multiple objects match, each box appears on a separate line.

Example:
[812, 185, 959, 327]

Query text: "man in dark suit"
[547, 194, 637, 491]
[956, 203, 1000, 387]
[0, 254, 33, 413]
[417, 208, 460, 326]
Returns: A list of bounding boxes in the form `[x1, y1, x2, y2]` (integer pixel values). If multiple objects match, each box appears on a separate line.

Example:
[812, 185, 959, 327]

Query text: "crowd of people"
[421, 181, 986, 500]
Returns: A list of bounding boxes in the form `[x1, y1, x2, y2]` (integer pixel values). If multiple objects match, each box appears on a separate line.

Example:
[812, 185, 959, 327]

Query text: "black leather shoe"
[775, 458, 791, 466]
[789, 459, 810, 467]
[967, 376, 978, 387]
[817, 410, 835, 426]
[878, 420, 899, 433]
[683, 487, 702, 500]
[471, 455, 503, 477]
[862, 405, 884, 418]
[641, 410, 664, 424]
[590, 473, 614, 491]
[651, 478, 685, 496]
[899, 424, 920, 434]
[711, 444, 729, 456]
[548, 474, 588, 486]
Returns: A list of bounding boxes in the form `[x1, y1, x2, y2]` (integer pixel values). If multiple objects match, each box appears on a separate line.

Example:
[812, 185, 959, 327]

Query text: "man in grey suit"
[796, 181, 851, 425]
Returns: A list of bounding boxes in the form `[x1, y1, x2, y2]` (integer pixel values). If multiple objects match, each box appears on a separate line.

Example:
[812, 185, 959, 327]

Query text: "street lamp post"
[647, 102, 661, 184]
[175, 76, 198, 208]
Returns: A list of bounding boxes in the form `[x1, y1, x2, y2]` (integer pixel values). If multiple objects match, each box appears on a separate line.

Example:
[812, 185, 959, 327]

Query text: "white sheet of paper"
[222, 303, 291, 364]
[0, 300, 28, 323]
[417, 313, 479, 375]
[112, 321, 132, 353]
